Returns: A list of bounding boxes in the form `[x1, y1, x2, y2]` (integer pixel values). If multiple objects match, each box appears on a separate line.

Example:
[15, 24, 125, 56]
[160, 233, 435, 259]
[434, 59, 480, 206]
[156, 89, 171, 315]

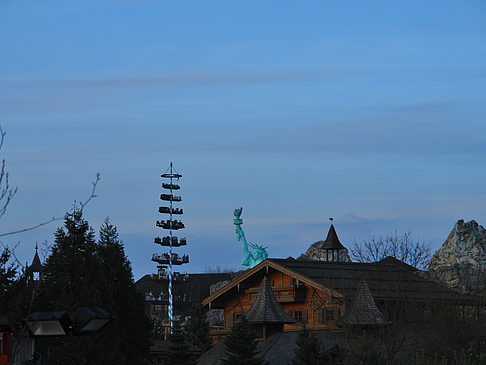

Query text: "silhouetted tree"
[161, 321, 196, 365]
[36, 211, 150, 364]
[0, 248, 33, 365]
[291, 325, 327, 365]
[95, 218, 150, 364]
[0, 248, 17, 305]
[350, 230, 432, 270]
[36, 210, 104, 364]
[186, 304, 211, 353]
[223, 315, 266, 365]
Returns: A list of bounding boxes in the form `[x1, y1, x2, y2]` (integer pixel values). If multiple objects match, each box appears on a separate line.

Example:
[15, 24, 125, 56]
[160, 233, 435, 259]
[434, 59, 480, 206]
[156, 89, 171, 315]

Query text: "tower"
[152, 162, 189, 331]
[29, 243, 43, 283]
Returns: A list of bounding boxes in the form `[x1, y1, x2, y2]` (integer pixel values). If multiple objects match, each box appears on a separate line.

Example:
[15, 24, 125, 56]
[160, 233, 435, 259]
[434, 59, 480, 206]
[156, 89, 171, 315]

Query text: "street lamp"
[26, 312, 71, 337]
[74, 308, 112, 335]
[26, 308, 112, 337]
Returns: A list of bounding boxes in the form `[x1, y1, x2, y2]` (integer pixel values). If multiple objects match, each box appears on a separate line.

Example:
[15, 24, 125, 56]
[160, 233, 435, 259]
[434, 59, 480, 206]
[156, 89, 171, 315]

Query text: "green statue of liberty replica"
[233, 207, 268, 269]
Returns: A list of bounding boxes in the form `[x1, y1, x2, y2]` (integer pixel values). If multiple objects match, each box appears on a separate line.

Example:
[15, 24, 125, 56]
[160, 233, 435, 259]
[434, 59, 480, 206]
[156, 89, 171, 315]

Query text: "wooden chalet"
[202, 227, 479, 344]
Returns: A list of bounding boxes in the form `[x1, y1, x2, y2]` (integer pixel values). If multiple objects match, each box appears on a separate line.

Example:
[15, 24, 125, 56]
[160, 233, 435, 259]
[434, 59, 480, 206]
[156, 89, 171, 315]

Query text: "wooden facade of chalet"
[202, 256, 479, 343]
[213, 265, 345, 334]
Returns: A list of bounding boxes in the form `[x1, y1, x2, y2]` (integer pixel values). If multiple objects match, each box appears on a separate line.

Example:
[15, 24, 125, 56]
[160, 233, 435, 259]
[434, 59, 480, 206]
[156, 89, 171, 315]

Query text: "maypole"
[152, 162, 188, 332]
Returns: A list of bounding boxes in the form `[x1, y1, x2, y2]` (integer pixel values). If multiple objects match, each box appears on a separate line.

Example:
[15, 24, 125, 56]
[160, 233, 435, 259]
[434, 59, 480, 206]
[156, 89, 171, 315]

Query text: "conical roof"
[30, 246, 43, 273]
[343, 280, 387, 326]
[323, 224, 345, 250]
[245, 277, 297, 324]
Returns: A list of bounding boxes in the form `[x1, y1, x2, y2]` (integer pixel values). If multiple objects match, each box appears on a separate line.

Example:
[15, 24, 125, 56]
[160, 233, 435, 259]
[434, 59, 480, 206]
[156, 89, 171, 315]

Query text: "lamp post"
[26, 308, 112, 337]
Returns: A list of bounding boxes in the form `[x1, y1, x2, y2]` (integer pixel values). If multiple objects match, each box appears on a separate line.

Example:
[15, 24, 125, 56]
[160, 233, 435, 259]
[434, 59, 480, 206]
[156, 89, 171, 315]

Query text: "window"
[326, 310, 334, 321]
[293, 310, 303, 322]
[318, 308, 325, 323]
[154, 305, 162, 312]
[233, 312, 243, 322]
[291, 310, 307, 323]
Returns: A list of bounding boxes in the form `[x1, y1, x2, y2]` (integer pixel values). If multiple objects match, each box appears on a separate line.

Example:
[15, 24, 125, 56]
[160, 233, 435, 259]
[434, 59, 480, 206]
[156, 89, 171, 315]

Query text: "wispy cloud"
[195, 116, 486, 157]
[2, 70, 359, 89]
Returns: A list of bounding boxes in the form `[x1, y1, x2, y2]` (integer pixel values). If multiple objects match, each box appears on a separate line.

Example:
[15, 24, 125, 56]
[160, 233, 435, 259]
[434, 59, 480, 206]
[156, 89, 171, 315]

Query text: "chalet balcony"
[248, 284, 306, 303]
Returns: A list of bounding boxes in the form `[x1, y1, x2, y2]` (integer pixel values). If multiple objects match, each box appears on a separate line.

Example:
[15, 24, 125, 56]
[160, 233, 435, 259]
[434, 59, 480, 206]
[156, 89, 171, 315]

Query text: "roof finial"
[329, 217, 334, 224]
[35, 242, 38, 251]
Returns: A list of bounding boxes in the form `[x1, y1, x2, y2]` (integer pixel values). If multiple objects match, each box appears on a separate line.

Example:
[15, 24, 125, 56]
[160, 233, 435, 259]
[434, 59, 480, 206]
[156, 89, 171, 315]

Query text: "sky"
[0, 0, 485, 280]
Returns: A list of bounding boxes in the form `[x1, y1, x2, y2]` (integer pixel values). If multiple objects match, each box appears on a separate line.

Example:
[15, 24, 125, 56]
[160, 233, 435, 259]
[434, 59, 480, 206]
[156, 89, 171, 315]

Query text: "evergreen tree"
[39, 209, 102, 311]
[0, 248, 17, 308]
[36, 211, 150, 364]
[161, 321, 196, 365]
[36, 210, 105, 364]
[0, 248, 27, 330]
[223, 315, 266, 365]
[0, 248, 32, 365]
[291, 325, 327, 365]
[186, 304, 211, 353]
[95, 218, 150, 364]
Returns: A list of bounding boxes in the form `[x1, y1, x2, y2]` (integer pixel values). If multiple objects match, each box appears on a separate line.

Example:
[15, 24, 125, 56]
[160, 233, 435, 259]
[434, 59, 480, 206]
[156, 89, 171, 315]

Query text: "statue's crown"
[249, 242, 267, 251]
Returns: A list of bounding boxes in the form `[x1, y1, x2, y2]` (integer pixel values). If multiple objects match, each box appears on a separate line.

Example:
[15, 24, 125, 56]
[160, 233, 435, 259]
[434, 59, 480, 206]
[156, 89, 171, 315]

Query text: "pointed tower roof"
[245, 277, 297, 324]
[343, 280, 388, 326]
[30, 244, 43, 273]
[323, 224, 346, 250]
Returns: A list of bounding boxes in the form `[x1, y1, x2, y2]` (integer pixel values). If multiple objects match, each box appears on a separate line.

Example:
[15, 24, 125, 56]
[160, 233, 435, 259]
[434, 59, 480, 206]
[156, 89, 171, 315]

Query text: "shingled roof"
[203, 257, 479, 309]
[245, 277, 296, 324]
[198, 331, 343, 365]
[29, 245, 43, 273]
[343, 280, 388, 326]
[306, 224, 346, 252]
[323, 224, 346, 250]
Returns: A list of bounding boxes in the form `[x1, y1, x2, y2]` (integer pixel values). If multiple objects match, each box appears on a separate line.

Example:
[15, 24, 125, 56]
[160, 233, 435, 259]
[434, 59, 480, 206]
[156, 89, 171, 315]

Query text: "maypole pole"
[168, 162, 174, 330]
[152, 162, 188, 333]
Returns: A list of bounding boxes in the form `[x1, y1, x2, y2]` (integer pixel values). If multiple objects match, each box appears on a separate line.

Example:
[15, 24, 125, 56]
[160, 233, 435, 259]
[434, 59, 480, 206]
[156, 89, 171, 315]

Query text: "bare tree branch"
[78, 171, 101, 213]
[0, 240, 23, 268]
[350, 229, 432, 270]
[39, 239, 52, 263]
[0, 172, 101, 238]
[0, 126, 18, 219]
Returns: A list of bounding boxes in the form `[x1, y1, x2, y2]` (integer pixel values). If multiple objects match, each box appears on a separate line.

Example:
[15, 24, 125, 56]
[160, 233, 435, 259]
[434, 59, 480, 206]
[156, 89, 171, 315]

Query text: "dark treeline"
[2, 210, 151, 364]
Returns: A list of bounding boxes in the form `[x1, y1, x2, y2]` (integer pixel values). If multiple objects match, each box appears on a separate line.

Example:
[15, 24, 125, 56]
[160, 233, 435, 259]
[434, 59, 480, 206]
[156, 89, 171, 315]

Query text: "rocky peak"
[428, 219, 486, 295]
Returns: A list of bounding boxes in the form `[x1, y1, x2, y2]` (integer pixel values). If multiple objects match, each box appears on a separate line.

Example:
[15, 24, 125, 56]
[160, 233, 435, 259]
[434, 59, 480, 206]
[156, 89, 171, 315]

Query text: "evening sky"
[1, 1, 485, 279]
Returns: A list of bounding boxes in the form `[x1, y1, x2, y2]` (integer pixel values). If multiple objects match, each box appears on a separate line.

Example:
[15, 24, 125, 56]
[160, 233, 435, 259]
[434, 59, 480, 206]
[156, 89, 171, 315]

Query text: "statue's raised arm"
[233, 207, 268, 269]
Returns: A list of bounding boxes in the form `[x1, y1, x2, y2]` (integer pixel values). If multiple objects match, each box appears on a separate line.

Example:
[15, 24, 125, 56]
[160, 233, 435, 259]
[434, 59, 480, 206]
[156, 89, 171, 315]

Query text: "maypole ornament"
[152, 162, 189, 332]
[233, 207, 268, 269]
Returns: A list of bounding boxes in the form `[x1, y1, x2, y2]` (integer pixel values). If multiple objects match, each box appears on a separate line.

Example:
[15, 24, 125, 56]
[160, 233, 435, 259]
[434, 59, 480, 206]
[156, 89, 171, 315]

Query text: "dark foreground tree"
[0, 248, 33, 365]
[291, 325, 327, 365]
[186, 304, 211, 353]
[350, 230, 432, 270]
[223, 315, 266, 365]
[36, 211, 150, 364]
[35, 210, 103, 364]
[95, 218, 150, 364]
[161, 321, 196, 365]
[0, 248, 17, 306]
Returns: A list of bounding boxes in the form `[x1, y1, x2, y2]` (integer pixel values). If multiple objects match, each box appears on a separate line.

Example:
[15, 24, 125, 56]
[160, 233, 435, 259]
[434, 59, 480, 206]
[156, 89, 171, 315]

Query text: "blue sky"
[1, 1, 485, 280]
